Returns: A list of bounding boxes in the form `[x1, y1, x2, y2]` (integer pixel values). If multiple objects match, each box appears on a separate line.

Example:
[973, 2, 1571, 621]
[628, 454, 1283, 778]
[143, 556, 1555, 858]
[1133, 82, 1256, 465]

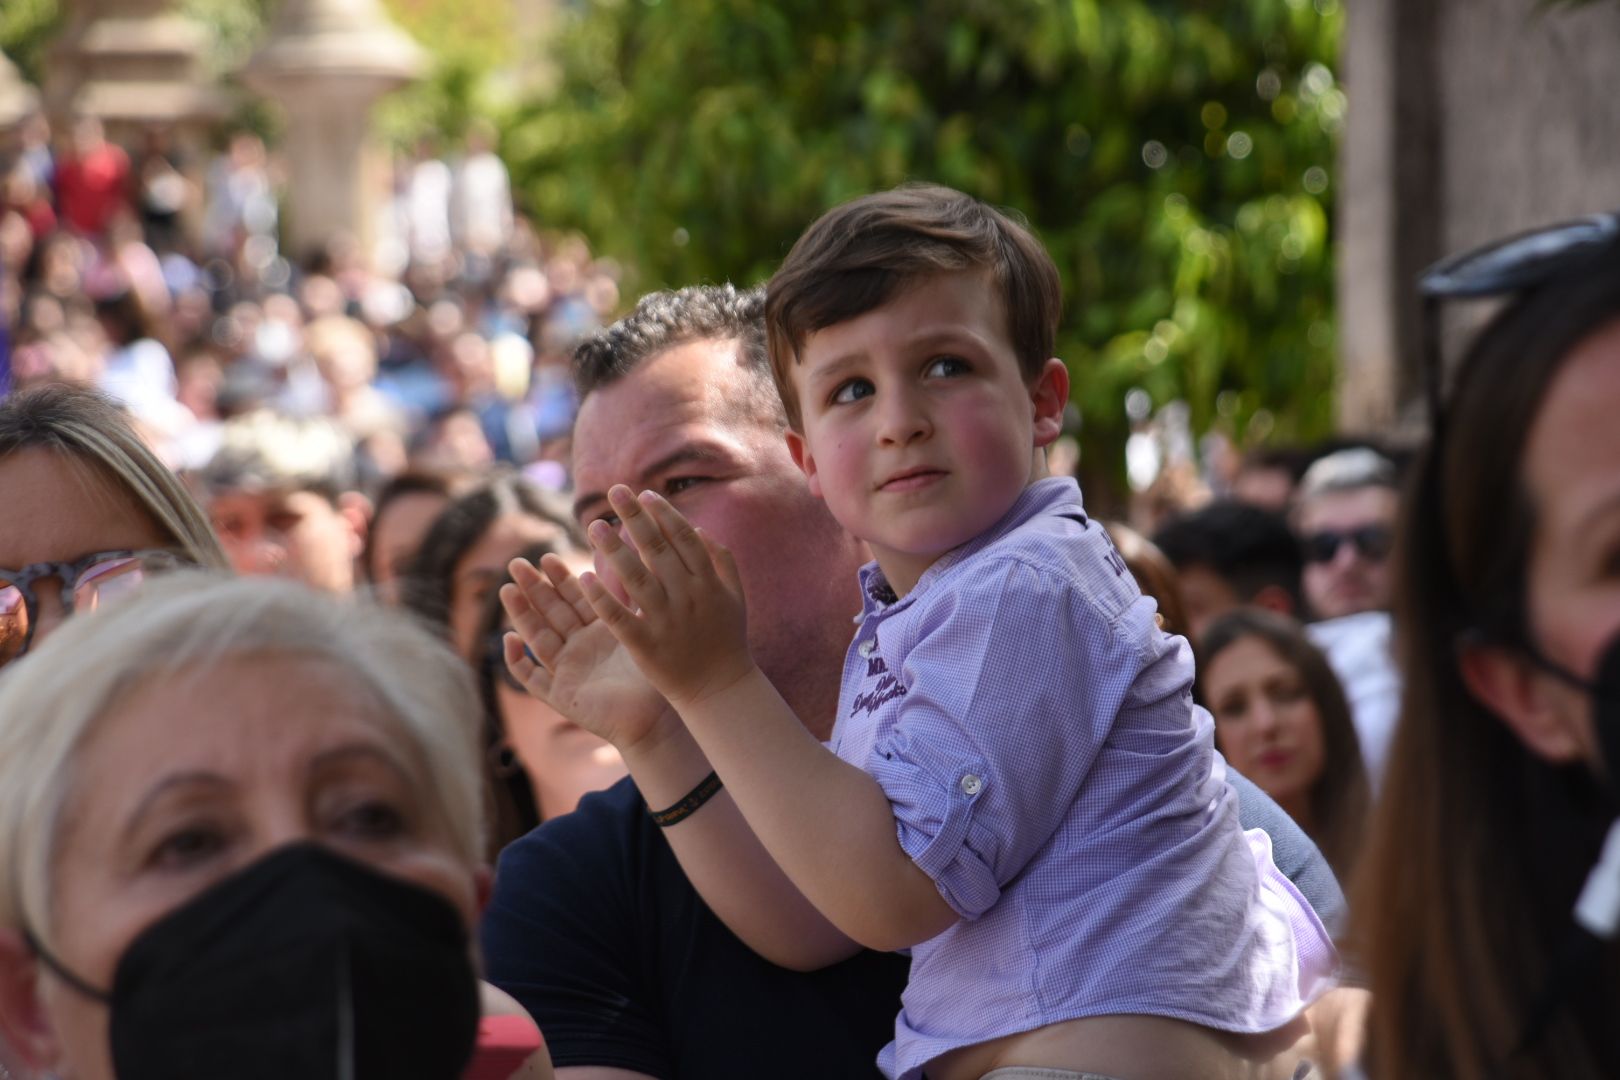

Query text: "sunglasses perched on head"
[1420, 213, 1620, 434]
[0, 549, 188, 668]
[1300, 525, 1393, 565]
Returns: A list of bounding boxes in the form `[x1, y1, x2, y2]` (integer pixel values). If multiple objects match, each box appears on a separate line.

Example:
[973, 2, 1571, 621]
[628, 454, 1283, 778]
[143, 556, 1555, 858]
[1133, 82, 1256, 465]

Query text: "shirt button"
[858, 639, 876, 658]
[960, 774, 983, 796]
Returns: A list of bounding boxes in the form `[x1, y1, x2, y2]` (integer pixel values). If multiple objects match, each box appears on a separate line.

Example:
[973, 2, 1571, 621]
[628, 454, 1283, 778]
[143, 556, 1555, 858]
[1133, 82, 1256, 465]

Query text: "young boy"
[505, 185, 1335, 1080]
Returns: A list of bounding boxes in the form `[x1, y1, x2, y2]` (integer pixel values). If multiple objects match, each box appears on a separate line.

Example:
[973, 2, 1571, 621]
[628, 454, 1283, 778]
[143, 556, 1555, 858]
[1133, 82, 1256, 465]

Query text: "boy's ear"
[784, 429, 824, 499]
[1457, 640, 1588, 764]
[1030, 358, 1070, 449]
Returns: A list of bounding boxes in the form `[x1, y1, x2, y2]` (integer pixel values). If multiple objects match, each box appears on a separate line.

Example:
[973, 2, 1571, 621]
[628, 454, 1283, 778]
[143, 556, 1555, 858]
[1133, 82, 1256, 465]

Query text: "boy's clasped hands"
[500, 484, 756, 738]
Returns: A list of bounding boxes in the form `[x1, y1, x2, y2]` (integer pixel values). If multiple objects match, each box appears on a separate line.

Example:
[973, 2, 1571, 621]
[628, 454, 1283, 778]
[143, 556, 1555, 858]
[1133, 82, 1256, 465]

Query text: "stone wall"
[1337, 0, 1620, 435]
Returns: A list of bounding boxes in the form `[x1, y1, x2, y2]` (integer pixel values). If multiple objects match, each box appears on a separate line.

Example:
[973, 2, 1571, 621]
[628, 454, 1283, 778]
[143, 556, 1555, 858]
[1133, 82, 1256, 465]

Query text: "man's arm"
[525, 486, 958, 952]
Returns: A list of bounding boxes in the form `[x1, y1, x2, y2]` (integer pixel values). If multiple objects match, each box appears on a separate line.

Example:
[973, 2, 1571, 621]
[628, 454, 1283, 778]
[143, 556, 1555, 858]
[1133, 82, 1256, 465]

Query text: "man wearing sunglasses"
[1293, 446, 1402, 787]
[1293, 447, 1399, 622]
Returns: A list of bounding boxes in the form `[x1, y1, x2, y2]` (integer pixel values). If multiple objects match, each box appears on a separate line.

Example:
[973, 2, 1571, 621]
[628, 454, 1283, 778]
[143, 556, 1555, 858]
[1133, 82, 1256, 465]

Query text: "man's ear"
[0, 928, 60, 1069]
[784, 429, 823, 500]
[1251, 584, 1298, 619]
[1458, 641, 1587, 763]
[1030, 358, 1070, 449]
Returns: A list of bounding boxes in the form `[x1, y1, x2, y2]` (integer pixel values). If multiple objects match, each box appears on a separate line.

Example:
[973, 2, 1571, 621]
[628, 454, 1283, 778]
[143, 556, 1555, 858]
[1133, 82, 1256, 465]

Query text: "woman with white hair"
[0, 574, 551, 1079]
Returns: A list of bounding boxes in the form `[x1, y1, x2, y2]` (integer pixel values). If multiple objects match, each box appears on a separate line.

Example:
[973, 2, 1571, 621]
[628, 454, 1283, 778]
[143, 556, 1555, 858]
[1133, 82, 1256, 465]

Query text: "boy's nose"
[876, 390, 932, 446]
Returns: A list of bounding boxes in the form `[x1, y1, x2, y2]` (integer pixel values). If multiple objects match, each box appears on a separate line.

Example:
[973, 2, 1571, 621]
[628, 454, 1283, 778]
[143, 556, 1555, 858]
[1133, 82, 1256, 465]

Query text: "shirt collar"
[856, 476, 1085, 619]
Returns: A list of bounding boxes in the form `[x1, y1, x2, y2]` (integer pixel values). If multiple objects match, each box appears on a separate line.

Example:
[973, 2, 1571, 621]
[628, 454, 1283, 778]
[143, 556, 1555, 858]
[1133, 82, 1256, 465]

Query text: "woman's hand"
[577, 485, 756, 711]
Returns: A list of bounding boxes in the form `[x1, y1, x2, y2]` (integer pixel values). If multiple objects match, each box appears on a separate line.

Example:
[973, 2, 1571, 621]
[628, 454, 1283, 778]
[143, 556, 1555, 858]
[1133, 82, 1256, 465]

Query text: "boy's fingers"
[699, 529, 745, 598]
[579, 569, 650, 649]
[504, 631, 555, 700]
[539, 552, 596, 626]
[641, 491, 708, 575]
[499, 582, 567, 667]
[589, 516, 666, 614]
[612, 486, 690, 579]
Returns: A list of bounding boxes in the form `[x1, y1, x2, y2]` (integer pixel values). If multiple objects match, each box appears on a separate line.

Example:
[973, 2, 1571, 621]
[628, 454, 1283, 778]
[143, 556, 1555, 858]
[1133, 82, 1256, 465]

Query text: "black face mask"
[29, 843, 480, 1080]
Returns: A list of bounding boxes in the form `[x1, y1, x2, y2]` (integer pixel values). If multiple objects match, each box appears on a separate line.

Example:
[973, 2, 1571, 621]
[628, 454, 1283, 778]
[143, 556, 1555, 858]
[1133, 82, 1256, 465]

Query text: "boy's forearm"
[619, 721, 861, 971]
[675, 668, 957, 951]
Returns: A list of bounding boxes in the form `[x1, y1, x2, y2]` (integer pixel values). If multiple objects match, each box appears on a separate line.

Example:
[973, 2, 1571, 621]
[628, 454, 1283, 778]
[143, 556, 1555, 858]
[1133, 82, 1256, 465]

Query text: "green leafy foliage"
[505, 0, 1345, 501]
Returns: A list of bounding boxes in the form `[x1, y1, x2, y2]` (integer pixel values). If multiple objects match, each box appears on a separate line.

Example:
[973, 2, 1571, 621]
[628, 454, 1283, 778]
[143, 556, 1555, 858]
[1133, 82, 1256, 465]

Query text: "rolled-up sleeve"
[864, 559, 1145, 920]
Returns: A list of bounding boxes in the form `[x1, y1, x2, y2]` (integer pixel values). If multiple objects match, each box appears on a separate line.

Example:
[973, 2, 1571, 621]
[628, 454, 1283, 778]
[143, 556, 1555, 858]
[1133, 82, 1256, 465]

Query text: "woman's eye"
[831, 378, 874, 405]
[150, 825, 227, 870]
[1214, 698, 1248, 723]
[925, 356, 970, 378]
[336, 800, 407, 839]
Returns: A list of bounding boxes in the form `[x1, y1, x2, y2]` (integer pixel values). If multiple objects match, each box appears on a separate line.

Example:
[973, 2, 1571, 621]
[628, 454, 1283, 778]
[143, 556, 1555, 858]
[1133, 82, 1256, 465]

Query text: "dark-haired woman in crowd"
[404, 474, 622, 855]
[1198, 608, 1369, 884]
[1354, 222, 1620, 1077]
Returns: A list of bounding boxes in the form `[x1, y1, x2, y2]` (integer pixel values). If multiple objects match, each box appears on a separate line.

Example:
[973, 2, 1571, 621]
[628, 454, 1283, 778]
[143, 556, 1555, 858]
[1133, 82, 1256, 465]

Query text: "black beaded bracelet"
[648, 770, 724, 828]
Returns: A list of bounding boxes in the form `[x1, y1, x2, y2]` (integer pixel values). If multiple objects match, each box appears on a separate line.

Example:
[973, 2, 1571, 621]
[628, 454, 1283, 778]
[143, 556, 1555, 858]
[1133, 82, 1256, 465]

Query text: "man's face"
[1296, 485, 1398, 620]
[571, 337, 868, 731]
[209, 487, 361, 593]
[1176, 564, 1242, 648]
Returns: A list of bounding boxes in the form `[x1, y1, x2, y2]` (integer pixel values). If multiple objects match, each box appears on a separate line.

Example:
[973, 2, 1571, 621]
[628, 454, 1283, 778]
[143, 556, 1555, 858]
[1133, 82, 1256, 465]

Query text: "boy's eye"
[925, 356, 970, 378]
[664, 476, 704, 498]
[831, 378, 874, 405]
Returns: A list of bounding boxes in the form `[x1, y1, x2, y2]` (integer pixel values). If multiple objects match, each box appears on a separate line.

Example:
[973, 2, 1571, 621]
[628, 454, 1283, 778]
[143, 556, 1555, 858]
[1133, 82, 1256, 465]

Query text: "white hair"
[1296, 447, 1398, 505]
[0, 573, 484, 952]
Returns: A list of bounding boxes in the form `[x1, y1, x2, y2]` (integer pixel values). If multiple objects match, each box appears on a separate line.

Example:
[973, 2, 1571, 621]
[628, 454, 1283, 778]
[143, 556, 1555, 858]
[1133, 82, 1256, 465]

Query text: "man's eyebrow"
[574, 444, 734, 520]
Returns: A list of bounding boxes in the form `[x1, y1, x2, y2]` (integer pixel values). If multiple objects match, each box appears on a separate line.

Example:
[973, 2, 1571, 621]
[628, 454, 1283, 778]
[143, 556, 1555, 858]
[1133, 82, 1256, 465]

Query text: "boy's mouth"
[878, 466, 947, 492]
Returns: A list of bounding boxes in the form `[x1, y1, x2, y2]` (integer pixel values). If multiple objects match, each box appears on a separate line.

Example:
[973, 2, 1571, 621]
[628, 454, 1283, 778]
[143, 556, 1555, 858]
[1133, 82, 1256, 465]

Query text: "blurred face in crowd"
[23, 653, 480, 1079]
[0, 448, 170, 659]
[1204, 634, 1325, 824]
[448, 513, 566, 663]
[208, 487, 363, 594]
[368, 491, 449, 606]
[571, 336, 867, 736]
[1478, 318, 1620, 768]
[1176, 565, 1242, 647]
[1296, 485, 1398, 620]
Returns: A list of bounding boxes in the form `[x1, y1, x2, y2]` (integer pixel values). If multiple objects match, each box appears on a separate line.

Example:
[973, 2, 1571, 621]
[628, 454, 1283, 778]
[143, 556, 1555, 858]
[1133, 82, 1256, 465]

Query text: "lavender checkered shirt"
[830, 477, 1337, 1080]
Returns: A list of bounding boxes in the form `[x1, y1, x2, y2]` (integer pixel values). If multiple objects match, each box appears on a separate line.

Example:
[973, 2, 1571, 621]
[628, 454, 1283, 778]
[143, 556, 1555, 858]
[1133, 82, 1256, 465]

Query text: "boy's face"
[786, 269, 1067, 595]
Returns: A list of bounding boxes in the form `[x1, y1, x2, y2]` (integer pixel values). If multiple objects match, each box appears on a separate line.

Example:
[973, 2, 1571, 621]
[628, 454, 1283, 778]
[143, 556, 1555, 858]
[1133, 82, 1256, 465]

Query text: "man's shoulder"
[498, 775, 658, 882]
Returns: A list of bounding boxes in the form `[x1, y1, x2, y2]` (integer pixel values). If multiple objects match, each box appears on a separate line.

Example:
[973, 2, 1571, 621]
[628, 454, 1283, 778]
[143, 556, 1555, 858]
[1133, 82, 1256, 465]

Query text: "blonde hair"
[0, 384, 227, 569]
[0, 573, 485, 953]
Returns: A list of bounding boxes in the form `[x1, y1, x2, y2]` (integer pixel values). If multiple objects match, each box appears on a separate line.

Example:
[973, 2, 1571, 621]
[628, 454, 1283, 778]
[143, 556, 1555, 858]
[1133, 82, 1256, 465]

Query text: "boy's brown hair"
[765, 182, 1063, 430]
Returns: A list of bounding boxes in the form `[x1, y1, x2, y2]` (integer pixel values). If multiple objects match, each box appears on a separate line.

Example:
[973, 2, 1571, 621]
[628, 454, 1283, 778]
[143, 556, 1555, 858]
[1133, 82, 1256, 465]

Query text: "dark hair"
[1150, 500, 1302, 611]
[1353, 255, 1620, 1077]
[402, 473, 582, 636]
[471, 542, 552, 856]
[765, 183, 1062, 430]
[360, 469, 467, 583]
[1105, 522, 1190, 641]
[571, 284, 773, 414]
[1197, 608, 1368, 883]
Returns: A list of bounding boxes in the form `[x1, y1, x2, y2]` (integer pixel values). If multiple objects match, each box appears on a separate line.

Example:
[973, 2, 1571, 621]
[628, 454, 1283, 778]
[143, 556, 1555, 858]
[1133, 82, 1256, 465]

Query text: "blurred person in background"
[195, 410, 368, 593]
[0, 574, 552, 1079]
[1293, 448, 1400, 622]
[0, 384, 226, 668]
[1151, 500, 1303, 645]
[51, 116, 129, 244]
[1231, 445, 1312, 513]
[404, 472, 582, 664]
[1198, 608, 1369, 885]
[363, 469, 472, 606]
[472, 543, 629, 856]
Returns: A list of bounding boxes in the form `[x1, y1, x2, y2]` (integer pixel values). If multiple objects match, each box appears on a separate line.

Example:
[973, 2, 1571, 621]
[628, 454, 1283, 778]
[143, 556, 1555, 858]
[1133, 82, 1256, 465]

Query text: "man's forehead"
[1299, 485, 1397, 526]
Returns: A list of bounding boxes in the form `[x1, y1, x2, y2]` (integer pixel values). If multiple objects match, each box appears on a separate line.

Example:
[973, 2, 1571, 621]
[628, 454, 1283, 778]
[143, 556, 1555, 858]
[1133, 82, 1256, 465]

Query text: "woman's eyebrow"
[120, 772, 232, 846]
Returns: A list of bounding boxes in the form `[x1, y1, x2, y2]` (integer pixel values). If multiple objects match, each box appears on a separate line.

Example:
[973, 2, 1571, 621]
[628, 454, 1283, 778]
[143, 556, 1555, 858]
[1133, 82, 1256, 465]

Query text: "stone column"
[44, 0, 227, 140]
[241, 0, 425, 264]
[0, 47, 39, 135]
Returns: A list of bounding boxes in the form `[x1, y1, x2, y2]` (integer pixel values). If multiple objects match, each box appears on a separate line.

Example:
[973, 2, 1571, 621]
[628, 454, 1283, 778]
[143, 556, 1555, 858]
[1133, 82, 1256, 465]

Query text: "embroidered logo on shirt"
[866, 655, 888, 677]
[851, 673, 907, 717]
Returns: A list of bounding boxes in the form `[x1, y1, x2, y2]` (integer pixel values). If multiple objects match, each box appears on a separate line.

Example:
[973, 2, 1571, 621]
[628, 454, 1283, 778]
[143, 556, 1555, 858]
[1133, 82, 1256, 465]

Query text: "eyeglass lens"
[0, 557, 154, 668]
[1303, 526, 1392, 565]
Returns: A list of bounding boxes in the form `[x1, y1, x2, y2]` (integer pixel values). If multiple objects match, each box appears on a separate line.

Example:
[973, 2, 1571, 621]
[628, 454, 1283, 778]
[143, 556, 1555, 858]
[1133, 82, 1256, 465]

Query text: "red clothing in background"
[55, 142, 131, 239]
